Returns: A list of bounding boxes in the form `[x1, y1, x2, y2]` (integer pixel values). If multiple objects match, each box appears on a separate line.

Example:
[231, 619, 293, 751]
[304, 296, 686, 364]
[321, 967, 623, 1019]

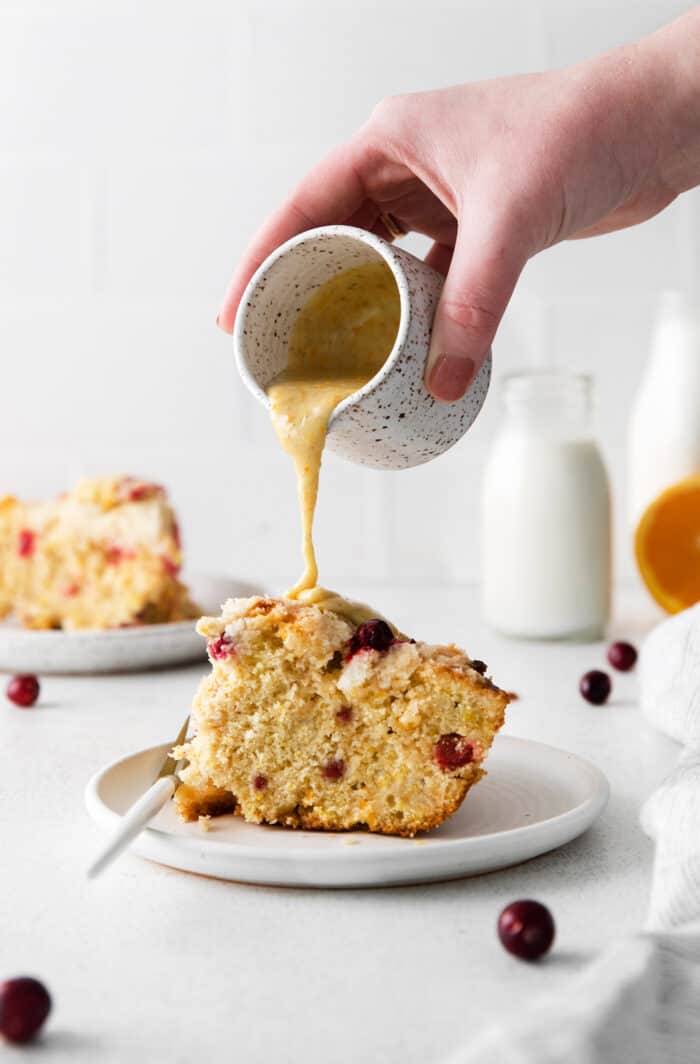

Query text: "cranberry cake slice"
[0, 476, 198, 630]
[174, 596, 511, 837]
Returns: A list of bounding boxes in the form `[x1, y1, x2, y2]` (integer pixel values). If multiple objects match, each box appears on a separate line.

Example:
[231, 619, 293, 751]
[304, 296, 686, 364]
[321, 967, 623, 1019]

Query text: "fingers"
[424, 241, 453, 277]
[217, 142, 367, 334]
[345, 201, 412, 244]
[344, 200, 382, 233]
[425, 222, 527, 402]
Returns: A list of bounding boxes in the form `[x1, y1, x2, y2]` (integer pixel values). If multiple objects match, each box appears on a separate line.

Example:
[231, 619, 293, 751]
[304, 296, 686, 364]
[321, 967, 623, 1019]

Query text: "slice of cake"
[0, 476, 198, 630]
[174, 596, 511, 837]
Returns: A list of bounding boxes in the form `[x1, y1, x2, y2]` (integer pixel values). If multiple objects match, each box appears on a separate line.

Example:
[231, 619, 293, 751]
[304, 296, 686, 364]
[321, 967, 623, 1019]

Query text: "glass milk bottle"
[627, 289, 700, 528]
[481, 371, 611, 640]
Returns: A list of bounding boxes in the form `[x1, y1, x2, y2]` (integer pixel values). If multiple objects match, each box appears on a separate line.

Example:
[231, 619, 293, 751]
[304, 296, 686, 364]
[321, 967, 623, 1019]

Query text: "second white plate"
[85, 735, 609, 888]
[0, 574, 260, 674]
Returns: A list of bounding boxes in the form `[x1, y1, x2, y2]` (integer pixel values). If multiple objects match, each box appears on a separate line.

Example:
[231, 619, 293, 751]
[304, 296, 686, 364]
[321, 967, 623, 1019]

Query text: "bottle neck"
[501, 371, 593, 438]
[646, 290, 700, 384]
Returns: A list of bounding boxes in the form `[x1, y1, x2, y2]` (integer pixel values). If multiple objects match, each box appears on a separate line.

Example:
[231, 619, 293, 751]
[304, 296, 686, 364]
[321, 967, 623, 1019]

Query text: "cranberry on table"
[497, 900, 555, 961]
[0, 977, 51, 1044]
[579, 669, 611, 705]
[5, 674, 40, 708]
[607, 641, 638, 672]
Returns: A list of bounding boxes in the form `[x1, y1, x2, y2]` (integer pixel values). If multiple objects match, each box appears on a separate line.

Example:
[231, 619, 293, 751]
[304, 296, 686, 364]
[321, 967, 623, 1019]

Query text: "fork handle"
[87, 775, 177, 879]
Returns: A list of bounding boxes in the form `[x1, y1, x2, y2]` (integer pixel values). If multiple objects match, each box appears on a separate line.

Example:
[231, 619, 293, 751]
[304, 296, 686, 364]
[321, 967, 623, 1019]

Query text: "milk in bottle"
[481, 371, 611, 640]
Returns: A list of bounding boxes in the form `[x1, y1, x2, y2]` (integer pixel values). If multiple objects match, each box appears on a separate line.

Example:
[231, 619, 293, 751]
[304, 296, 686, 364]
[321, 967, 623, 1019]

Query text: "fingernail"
[427, 355, 476, 402]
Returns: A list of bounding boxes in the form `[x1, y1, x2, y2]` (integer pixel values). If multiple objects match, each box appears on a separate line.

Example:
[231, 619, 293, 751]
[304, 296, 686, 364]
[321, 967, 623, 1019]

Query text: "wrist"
[542, 41, 676, 237]
[632, 9, 700, 196]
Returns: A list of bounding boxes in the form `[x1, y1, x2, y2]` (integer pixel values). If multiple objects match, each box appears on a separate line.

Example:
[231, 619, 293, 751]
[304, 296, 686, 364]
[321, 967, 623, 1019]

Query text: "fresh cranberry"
[579, 670, 611, 705]
[346, 619, 395, 659]
[62, 583, 80, 598]
[0, 977, 51, 1043]
[434, 733, 475, 772]
[252, 774, 268, 791]
[470, 659, 487, 675]
[208, 633, 235, 661]
[322, 759, 345, 780]
[607, 641, 637, 672]
[498, 900, 555, 961]
[336, 706, 353, 723]
[17, 529, 35, 558]
[6, 675, 40, 708]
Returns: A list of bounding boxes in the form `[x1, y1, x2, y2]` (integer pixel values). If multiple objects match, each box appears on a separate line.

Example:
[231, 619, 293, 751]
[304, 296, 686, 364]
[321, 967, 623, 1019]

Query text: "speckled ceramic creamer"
[233, 225, 491, 470]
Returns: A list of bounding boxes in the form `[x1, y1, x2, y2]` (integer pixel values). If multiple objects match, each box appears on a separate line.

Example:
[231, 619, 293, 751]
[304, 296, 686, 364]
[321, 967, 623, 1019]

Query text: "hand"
[218, 11, 700, 401]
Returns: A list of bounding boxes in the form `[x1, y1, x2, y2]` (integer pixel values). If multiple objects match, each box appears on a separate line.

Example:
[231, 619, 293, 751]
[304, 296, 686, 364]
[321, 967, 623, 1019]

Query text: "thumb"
[425, 224, 526, 402]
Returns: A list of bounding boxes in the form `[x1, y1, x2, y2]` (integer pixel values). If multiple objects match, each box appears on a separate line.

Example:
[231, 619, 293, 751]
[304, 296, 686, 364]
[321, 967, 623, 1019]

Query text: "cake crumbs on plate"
[198, 814, 213, 832]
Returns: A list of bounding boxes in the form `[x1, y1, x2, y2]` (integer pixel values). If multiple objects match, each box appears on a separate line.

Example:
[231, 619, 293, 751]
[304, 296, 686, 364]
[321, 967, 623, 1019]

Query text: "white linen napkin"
[444, 604, 700, 1064]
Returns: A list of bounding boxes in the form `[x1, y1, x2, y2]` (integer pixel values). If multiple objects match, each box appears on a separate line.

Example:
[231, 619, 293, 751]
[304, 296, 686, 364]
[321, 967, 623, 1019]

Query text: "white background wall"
[1, 0, 698, 595]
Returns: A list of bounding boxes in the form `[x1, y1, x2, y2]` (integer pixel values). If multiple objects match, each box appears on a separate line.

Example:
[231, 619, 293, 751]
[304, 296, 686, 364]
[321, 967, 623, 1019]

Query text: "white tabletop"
[1, 586, 678, 1063]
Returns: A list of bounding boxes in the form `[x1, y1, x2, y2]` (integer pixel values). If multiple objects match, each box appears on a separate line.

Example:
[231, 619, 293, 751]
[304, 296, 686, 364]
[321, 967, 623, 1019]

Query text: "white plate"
[85, 735, 609, 888]
[0, 574, 260, 674]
